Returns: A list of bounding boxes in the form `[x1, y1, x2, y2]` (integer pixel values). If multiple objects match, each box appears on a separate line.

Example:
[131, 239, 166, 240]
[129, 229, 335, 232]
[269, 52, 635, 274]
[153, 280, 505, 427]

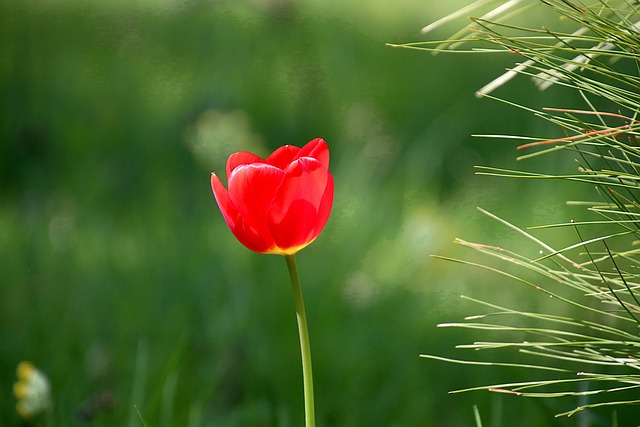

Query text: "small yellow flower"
[13, 361, 51, 419]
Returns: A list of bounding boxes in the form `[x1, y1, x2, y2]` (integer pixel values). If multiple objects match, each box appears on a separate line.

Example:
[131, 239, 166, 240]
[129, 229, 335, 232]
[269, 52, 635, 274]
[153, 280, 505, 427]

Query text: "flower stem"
[284, 254, 315, 427]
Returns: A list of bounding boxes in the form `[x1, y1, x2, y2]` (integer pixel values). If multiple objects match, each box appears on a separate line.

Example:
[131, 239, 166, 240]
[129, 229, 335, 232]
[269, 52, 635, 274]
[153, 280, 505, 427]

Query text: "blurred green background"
[1, 0, 628, 425]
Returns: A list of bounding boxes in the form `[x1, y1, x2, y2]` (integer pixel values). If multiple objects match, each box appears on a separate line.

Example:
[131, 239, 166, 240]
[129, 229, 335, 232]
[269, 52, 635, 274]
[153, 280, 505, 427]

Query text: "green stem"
[284, 254, 315, 427]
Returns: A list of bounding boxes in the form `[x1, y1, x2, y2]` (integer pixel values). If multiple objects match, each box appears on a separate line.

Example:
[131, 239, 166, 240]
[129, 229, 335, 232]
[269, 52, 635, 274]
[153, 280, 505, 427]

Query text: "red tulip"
[211, 138, 334, 255]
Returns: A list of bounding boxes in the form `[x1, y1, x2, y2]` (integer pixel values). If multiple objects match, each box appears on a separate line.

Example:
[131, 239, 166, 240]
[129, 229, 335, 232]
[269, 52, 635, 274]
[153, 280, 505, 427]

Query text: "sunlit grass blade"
[415, 0, 640, 419]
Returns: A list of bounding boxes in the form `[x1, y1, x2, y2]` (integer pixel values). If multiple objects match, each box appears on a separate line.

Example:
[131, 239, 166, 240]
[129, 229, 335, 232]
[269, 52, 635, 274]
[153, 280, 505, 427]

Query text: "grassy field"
[1, 0, 627, 425]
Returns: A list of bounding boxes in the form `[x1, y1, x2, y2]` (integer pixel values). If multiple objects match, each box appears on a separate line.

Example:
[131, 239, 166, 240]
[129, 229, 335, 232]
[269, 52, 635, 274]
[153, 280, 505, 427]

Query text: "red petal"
[211, 173, 273, 253]
[268, 158, 332, 251]
[226, 152, 265, 179]
[228, 163, 285, 251]
[299, 138, 330, 169]
[211, 173, 235, 226]
[315, 172, 334, 235]
[266, 145, 300, 170]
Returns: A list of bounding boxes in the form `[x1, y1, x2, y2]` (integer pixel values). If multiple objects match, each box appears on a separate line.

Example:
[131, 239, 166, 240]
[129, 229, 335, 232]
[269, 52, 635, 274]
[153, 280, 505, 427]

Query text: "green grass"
[0, 0, 608, 425]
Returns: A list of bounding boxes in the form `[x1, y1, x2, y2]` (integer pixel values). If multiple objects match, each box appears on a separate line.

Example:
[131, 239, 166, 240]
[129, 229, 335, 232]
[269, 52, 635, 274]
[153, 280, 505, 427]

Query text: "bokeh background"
[1, 0, 629, 425]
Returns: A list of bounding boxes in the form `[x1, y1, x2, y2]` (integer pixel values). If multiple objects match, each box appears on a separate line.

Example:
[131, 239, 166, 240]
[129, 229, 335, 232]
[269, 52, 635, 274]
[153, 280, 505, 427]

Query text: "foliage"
[6, 0, 635, 425]
[394, 0, 640, 421]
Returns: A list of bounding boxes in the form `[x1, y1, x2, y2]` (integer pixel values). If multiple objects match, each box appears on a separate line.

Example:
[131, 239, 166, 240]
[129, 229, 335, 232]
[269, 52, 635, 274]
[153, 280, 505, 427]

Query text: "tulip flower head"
[211, 138, 334, 255]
